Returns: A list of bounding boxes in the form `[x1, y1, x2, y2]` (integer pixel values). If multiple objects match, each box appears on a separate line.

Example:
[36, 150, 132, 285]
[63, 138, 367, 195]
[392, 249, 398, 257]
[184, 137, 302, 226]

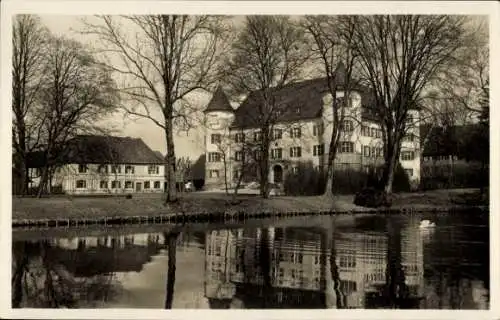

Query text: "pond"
[11, 210, 489, 309]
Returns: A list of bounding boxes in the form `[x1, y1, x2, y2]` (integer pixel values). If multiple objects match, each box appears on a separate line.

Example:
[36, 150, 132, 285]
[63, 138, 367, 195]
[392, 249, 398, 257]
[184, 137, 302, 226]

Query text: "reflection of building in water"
[48, 233, 166, 278]
[204, 216, 424, 308]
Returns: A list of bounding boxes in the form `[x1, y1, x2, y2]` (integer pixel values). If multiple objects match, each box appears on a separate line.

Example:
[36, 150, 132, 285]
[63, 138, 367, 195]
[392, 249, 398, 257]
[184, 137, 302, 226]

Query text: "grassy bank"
[11, 188, 487, 224]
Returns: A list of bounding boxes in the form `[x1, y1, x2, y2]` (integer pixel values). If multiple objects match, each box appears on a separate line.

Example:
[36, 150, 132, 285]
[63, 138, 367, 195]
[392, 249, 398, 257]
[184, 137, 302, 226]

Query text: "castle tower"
[203, 87, 235, 190]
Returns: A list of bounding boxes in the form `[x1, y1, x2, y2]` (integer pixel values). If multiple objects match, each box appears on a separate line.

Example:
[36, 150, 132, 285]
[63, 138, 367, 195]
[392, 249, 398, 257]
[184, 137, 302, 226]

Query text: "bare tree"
[82, 15, 230, 203]
[36, 36, 118, 196]
[224, 16, 310, 198]
[347, 15, 471, 195]
[302, 16, 360, 198]
[12, 15, 49, 195]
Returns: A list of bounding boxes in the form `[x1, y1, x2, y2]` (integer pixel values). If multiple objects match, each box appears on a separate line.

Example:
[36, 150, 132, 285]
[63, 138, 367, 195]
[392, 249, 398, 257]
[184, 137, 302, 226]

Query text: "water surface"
[11, 210, 489, 309]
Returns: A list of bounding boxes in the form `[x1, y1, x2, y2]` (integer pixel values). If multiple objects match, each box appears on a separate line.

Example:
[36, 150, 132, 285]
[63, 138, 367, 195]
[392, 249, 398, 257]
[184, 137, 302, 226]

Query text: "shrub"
[284, 162, 325, 196]
[392, 162, 411, 193]
[353, 187, 392, 208]
[420, 162, 487, 190]
[192, 179, 205, 191]
[284, 161, 412, 196]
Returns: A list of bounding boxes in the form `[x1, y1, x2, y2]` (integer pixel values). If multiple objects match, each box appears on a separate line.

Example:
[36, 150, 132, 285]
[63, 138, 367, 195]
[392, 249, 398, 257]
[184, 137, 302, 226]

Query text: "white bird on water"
[419, 219, 436, 228]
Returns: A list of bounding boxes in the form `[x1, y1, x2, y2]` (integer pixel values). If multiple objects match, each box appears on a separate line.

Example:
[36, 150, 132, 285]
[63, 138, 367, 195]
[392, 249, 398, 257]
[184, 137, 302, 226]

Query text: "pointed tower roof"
[204, 87, 234, 113]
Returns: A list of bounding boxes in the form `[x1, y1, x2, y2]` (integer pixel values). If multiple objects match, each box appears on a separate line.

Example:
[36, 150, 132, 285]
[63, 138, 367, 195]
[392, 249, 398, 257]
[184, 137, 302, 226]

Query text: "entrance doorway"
[136, 182, 142, 192]
[273, 165, 283, 184]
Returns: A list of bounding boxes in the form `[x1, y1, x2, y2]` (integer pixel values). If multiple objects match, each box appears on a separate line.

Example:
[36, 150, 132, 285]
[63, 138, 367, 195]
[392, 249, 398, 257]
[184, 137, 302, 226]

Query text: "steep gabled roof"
[27, 135, 165, 167]
[232, 75, 375, 129]
[204, 87, 234, 113]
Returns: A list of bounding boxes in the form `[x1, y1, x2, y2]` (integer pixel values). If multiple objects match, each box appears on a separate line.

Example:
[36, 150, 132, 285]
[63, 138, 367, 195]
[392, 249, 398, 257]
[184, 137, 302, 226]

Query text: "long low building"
[26, 135, 166, 195]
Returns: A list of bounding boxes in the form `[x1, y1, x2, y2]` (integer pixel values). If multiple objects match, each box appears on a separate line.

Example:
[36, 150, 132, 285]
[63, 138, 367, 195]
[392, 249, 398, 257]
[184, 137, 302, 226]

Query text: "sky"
[40, 15, 225, 160]
[37, 14, 488, 160]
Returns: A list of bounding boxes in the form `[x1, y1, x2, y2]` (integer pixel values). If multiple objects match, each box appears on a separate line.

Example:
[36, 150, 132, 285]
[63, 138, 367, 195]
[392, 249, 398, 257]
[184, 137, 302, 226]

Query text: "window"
[290, 146, 302, 158]
[78, 164, 88, 173]
[144, 181, 150, 189]
[296, 106, 301, 114]
[313, 144, 324, 156]
[339, 142, 354, 153]
[234, 132, 245, 143]
[254, 131, 262, 142]
[376, 129, 382, 138]
[370, 128, 376, 137]
[371, 146, 376, 158]
[209, 170, 220, 178]
[125, 165, 135, 174]
[361, 125, 369, 136]
[234, 151, 244, 161]
[208, 152, 221, 162]
[148, 165, 160, 174]
[290, 127, 302, 138]
[341, 120, 354, 132]
[76, 180, 86, 189]
[377, 147, 383, 157]
[233, 169, 241, 181]
[98, 165, 108, 174]
[363, 146, 370, 157]
[401, 151, 415, 161]
[340, 280, 357, 293]
[111, 165, 121, 174]
[405, 169, 414, 177]
[111, 180, 121, 189]
[339, 251, 356, 268]
[403, 133, 414, 142]
[211, 133, 221, 144]
[273, 128, 283, 140]
[254, 150, 262, 160]
[125, 181, 133, 189]
[153, 181, 160, 189]
[271, 148, 282, 159]
[292, 166, 299, 174]
[99, 180, 108, 189]
[313, 123, 324, 136]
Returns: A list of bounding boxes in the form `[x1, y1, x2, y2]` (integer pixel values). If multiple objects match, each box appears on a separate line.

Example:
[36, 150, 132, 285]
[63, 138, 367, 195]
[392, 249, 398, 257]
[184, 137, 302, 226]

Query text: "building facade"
[27, 135, 166, 195]
[203, 72, 421, 190]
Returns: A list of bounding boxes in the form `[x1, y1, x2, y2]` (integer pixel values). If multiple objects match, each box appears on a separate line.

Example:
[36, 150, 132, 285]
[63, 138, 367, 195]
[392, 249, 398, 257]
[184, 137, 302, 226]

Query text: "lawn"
[11, 188, 486, 222]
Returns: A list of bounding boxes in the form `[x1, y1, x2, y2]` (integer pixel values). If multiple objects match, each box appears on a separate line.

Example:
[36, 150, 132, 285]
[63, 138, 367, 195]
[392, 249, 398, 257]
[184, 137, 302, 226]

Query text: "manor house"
[203, 65, 421, 190]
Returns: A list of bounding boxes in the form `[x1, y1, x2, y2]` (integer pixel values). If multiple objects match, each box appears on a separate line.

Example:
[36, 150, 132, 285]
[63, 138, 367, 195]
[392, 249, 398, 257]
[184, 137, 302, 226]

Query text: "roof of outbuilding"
[27, 135, 165, 167]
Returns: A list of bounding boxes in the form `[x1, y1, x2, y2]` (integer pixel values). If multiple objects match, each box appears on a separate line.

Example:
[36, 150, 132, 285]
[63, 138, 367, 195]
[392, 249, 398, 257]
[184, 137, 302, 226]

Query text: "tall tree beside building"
[82, 15, 231, 203]
[12, 15, 49, 195]
[346, 15, 471, 195]
[302, 16, 358, 198]
[36, 36, 118, 196]
[224, 16, 310, 198]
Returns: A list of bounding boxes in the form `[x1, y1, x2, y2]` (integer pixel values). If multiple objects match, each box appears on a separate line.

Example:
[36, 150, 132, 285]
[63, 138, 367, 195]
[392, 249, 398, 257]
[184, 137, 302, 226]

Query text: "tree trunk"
[223, 157, 229, 195]
[164, 123, 178, 204]
[164, 232, 179, 309]
[12, 242, 28, 308]
[37, 165, 50, 198]
[260, 126, 271, 199]
[329, 219, 343, 308]
[382, 143, 400, 195]
[323, 149, 337, 198]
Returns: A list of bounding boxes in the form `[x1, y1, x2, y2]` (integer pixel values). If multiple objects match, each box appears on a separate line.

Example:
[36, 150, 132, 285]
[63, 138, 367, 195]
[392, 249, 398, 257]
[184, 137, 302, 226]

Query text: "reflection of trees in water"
[423, 212, 489, 309]
[12, 240, 121, 308]
[320, 218, 343, 308]
[163, 231, 180, 309]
